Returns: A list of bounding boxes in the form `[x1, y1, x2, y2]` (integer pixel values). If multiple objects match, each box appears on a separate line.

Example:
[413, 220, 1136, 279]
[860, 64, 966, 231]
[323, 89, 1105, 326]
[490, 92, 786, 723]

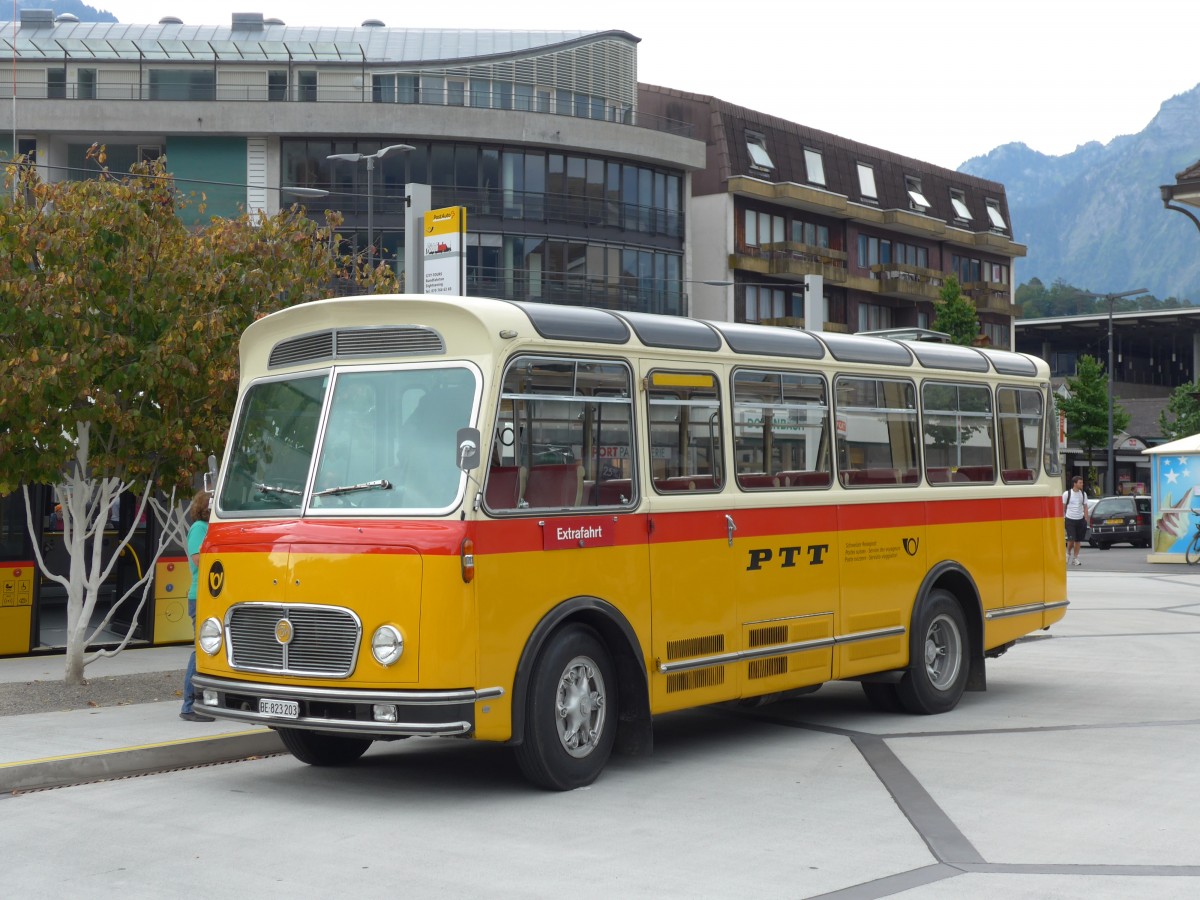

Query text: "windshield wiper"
[255, 482, 303, 497]
[312, 479, 393, 498]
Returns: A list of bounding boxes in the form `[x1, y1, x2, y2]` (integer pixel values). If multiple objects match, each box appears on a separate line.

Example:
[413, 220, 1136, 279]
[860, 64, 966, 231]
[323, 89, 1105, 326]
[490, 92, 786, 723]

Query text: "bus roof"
[240, 294, 1047, 380]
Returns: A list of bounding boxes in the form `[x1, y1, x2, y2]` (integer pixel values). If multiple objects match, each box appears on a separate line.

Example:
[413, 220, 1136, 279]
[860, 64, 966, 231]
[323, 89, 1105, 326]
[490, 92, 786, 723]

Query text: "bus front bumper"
[191, 674, 504, 738]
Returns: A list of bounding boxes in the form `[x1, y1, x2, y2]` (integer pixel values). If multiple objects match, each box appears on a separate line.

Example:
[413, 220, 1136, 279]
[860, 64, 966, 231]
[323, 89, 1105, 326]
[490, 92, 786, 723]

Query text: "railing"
[870, 263, 945, 301]
[730, 242, 849, 283]
[9, 76, 693, 138]
[465, 272, 687, 317]
[293, 184, 684, 239]
[963, 281, 1012, 312]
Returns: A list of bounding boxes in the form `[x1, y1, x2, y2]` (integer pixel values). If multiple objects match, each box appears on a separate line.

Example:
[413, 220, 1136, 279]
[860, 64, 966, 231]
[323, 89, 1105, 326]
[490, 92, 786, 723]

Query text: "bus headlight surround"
[371, 625, 404, 666]
[198, 617, 223, 656]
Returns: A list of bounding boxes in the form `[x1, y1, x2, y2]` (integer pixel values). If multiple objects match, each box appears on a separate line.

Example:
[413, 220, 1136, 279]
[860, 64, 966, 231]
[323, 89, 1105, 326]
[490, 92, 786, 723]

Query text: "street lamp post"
[1100, 288, 1148, 495]
[327, 143, 414, 270]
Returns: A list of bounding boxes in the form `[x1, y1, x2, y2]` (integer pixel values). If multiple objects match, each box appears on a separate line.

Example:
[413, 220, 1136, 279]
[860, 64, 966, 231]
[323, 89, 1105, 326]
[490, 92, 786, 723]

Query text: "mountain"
[959, 85, 1200, 302]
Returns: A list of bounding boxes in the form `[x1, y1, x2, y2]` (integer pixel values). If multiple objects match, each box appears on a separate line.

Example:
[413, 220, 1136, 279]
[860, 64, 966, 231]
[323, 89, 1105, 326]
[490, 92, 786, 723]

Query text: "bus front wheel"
[515, 624, 617, 791]
[897, 590, 968, 715]
[277, 728, 373, 766]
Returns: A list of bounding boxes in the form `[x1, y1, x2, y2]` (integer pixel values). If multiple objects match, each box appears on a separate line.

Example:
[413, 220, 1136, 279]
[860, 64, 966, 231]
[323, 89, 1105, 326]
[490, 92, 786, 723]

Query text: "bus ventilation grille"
[666, 633, 724, 660]
[748, 625, 788, 648]
[748, 657, 788, 679]
[269, 326, 445, 368]
[667, 667, 725, 694]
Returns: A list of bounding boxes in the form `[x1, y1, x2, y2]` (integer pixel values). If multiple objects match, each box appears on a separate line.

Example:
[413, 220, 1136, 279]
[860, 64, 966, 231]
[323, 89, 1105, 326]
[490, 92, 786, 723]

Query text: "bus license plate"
[259, 698, 299, 718]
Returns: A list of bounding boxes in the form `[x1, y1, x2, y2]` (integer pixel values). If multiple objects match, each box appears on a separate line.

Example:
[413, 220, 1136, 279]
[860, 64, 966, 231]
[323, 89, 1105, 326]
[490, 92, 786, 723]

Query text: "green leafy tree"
[931, 275, 979, 346]
[1158, 380, 1200, 441]
[1056, 354, 1130, 495]
[0, 156, 395, 683]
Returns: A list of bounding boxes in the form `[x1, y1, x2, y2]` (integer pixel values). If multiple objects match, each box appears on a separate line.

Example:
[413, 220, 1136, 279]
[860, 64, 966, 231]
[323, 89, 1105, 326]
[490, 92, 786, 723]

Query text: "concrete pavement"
[0, 645, 282, 793]
[2, 547, 1200, 897]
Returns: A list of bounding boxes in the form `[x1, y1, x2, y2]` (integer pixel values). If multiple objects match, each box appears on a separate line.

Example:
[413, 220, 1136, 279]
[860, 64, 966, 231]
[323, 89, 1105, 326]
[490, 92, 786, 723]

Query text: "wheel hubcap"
[924, 613, 962, 690]
[555, 655, 607, 758]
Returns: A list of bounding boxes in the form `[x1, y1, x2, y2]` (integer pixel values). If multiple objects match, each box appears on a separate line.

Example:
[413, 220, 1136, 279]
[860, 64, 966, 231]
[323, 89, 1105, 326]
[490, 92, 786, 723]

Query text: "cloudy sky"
[83, 0, 1199, 170]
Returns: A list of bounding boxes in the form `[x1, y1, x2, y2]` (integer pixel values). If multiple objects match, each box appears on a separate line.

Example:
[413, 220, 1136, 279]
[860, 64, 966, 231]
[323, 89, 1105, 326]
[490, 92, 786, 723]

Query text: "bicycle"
[1186, 507, 1200, 565]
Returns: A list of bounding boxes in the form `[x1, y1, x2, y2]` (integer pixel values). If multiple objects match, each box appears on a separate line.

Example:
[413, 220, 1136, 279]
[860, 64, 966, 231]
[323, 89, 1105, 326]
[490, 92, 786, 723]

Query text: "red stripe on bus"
[205, 520, 468, 556]
[205, 494, 1059, 557]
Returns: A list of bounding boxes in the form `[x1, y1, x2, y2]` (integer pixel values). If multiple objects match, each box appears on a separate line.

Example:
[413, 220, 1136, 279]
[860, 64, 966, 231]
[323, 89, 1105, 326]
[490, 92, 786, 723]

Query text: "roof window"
[746, 132, 775, 171]
[986, 199, 1007, 230]
[857, 163, 877, 200]
[949, 188, 972, 221]
[905, 176, 930, 212]
[804, 148, 825, 186]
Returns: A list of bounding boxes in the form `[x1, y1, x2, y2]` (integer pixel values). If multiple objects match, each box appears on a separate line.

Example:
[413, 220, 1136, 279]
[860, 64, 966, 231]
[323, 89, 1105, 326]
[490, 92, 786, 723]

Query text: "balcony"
[870, 263, 944, 301]
[963, 281, 1013, 313]
[729, 242, 848, 284]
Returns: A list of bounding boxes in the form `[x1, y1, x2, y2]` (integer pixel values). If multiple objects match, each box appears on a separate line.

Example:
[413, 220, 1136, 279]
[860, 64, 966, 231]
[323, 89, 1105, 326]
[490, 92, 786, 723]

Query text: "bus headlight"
[371, 625, 404, 666]
[198, 617, 223, 656]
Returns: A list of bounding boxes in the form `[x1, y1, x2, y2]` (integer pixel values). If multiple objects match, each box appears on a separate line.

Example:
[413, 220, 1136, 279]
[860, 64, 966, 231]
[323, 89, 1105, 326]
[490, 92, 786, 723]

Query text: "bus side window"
[489, 356, 635, 513]
[921, 381, 996, 487]
[647, 370, 723, 494]
[732, 368, 831, 491]
[997, 387, 1043, 483]
[835, 375, 920, 488]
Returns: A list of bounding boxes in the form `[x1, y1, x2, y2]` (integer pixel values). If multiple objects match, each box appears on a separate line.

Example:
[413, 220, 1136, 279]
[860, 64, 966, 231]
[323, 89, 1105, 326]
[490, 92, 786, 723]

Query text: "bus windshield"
[218, 365, 479, 515]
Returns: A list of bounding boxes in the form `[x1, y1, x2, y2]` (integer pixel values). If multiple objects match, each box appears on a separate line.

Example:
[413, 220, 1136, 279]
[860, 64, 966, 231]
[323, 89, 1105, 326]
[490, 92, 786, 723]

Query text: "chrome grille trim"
[225, 602, 361, 678]
[986, 599, 1070, 620]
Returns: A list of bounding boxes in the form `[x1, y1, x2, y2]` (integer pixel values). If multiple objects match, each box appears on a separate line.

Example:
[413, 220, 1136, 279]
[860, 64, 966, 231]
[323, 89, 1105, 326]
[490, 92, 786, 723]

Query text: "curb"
[0, 730, 285, 794]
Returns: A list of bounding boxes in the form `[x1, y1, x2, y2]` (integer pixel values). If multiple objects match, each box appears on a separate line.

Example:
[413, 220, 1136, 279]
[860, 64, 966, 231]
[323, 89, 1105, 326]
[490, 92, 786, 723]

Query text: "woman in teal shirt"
[180, 491, 214, 722]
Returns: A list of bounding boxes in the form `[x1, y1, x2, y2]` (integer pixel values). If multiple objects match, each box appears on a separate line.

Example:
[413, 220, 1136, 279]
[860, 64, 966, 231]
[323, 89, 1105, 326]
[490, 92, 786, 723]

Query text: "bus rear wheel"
[897, 590, 968, 715]
[277, 728, 373, 766]
[515, 624, 617, 791]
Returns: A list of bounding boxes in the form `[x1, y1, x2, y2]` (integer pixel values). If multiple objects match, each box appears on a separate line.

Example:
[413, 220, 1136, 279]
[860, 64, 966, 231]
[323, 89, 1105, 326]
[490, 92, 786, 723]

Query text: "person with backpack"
[1063, 475, 1091, 567]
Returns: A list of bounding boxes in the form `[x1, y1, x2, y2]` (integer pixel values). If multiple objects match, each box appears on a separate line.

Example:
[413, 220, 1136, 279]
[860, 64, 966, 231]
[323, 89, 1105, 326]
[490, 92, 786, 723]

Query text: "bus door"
[729, 368, 838, 695]
[642, 367, 742, 710]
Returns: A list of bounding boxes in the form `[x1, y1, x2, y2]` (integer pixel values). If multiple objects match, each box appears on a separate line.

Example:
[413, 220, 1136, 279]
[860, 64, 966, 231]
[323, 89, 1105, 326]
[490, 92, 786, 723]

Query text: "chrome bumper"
[192, 674, 504, 738]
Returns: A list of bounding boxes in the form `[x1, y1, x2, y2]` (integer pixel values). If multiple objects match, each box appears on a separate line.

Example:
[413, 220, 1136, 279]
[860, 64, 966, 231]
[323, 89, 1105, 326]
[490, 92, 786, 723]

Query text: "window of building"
[746, 132, 774, 171]
[447, 78, 467, 106]
[983, 322, 1010, 349]
[138, 145, 162, 163]
[149, 69, 216, 101]
[470, 78, 491, 108]
[47, 67, 66, 99]
[857, 163, 877, 200]
[792, 218, 831, 249]
[857, 302, 893, 332]
[268, 70, 288, 101]
[905, 176, 930, 211]
[804, 148, 825, 186]
[986, 199, 1007, 230]
[77, 68, 96, 100]
[297, 70, 317, 102]
[745, 285, 792, 322]
[949, 188, 971, 221]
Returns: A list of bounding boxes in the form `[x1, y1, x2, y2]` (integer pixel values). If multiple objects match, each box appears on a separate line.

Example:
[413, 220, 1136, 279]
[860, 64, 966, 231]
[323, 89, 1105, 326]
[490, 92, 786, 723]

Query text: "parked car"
[1087, 496, 1152, 549]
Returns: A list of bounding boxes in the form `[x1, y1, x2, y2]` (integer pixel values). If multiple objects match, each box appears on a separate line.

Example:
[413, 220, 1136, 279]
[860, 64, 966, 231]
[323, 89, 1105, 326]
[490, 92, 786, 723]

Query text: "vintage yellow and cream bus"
[193, 294, 1067, 790]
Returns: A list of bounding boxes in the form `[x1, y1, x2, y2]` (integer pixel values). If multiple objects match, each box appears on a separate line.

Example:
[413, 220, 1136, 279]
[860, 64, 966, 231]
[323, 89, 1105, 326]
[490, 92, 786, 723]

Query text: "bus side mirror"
[456, 428, 481, 471]
[203, 454, 220, 494]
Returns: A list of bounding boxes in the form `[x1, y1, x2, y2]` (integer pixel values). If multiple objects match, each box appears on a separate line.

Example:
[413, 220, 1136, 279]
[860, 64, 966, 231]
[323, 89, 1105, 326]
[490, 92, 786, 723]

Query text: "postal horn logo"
[902, 537, 920, 556]
[207, 561, 225, 598]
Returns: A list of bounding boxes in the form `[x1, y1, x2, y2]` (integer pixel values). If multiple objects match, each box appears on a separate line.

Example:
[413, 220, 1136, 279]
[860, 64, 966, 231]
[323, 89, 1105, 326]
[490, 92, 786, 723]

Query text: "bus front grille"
[227, 603, 361, 678]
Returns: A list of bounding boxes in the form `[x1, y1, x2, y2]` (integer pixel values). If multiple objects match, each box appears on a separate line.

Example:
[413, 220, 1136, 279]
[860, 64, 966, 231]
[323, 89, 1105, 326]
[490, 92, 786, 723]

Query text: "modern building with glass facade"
[2, 10, 704, 314]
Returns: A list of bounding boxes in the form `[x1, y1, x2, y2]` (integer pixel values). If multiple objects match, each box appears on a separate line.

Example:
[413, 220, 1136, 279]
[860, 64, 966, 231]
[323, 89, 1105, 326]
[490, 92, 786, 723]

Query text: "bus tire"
[861, 681, 904, 712]
[514, 624, 617, 791]
[897, 590, 968, 715]
[276, 728, 373, 766]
